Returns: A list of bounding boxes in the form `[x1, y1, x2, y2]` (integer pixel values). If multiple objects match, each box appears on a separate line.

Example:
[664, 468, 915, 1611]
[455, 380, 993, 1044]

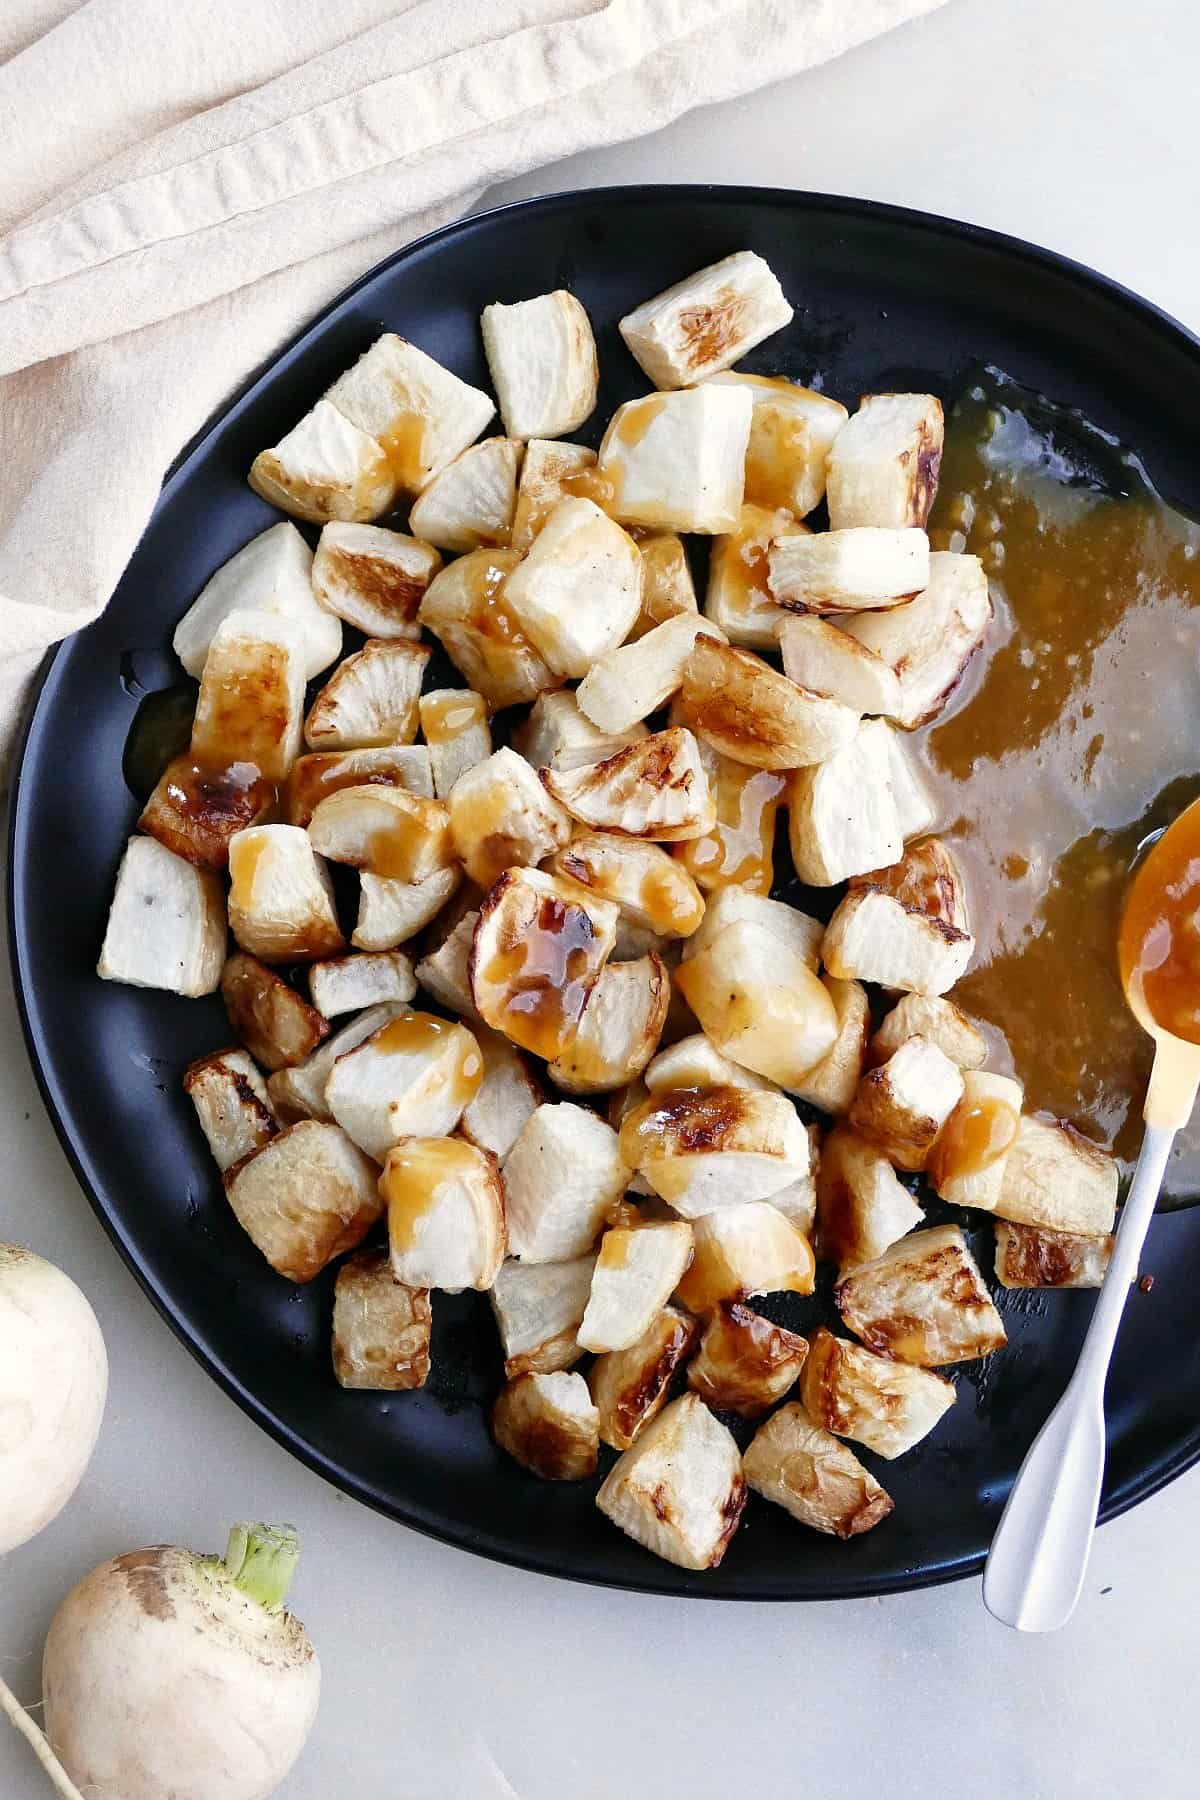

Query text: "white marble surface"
[3, 0, 1198, 1793]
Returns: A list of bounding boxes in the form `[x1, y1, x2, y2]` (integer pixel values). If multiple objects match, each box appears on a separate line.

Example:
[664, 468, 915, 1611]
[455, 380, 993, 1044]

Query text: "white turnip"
[0, 1242, 107, 1554]
[40, 1522, 321, 1799]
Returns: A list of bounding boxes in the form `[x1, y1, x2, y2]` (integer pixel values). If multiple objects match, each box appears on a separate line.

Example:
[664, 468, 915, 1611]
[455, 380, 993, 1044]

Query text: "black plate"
[10, 187, 1200, 1600]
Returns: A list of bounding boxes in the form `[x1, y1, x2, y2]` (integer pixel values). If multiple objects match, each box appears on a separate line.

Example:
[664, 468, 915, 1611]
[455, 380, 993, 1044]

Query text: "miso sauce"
[918, 371, 1200, 1200]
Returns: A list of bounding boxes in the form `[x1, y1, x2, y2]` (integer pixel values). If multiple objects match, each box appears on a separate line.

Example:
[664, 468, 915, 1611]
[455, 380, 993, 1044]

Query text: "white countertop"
[3, 1, 1197, 1794]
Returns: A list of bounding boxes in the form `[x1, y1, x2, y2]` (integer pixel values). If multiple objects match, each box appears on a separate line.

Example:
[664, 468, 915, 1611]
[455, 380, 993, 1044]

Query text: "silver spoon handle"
[981, 1121, 1176, 1633]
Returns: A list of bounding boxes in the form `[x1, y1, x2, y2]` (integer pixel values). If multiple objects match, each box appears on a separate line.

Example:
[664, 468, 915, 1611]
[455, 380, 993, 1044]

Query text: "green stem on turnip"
[220, 1521, 300, 1611]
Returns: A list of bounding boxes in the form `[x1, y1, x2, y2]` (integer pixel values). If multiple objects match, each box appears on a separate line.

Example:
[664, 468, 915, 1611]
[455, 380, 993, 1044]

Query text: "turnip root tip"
[0, 1676, 87, 1800]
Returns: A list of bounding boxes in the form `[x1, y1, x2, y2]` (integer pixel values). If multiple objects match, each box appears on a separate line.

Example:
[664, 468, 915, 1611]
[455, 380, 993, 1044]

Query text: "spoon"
[983, 796, 1200, 1632]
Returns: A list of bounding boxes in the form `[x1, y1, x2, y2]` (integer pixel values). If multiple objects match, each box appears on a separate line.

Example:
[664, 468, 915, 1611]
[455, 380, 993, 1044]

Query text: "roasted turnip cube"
[191, 610, 307, 780]
[547, 954, 670, 1095]
[703, 502, 805, 650]
[323, 332, 494, 493]
[307, 950, 416, 1018]
[826, 393, 944, 531]
[788, 977, 870, 1116]
[418, 548, 559, 710]
[633, 533, 697, 637]
[225, 1120, 382, 1282]
[681, 886, 823, 968]
[835, 1224, 1007, 1366]
[995, 1116, 1119, 1236]
[822, 839, 975, 997]
[501, 497, 643, 679]
[550, 833, 705, 940]
[674, 751, 787, 898]
[578, 1222, 695, 1353]
[597, 386, 752, 535]
[501, 1103, 628, 1263]
[221, 951, 329, 1070]
[447, 747, 570, 889]
[304, 639, 429, 751]
[801, 1326, 956, 1459]
[490, 1254, 596, 1377]
[481, 290, 598, 439]
[510, 439, 597, 552]
[414, 910, 479, 1021]
[619, 1084, 811, 1217]
[332, 1248, 431, 1390]
[993, 1220, 1115, 1290]
[675, 1203, 815, 1315]
[743, 1403, 893, 1539]
[249, 398, 395, 524]
[98, 836, 225, 997]
[842, 550, 990, 727]
[870, 993, 987, 1071]
[183, 1048, 277, 1174]
[643, 1032, 776, 1096]
[596, 1393, 746, 1569]
[459, 1024, 543, 1163]
[674, 921, 838, 1088]
[283, 745, 434, 828]
[678, 635, 859, 772]
[139, 755, 275, 870]
[264, 1002, 408, 1122]
[706, 372, 847, 518]
[307, 786, 454, 884]
[847, 1035, 965, 1172]
[227, 825, 343, 963]
[687, 1301, 808, 1419]
[788, 719, 904, 886]
[492, 1371, 599, 1481]
[576, 614, 724, 736]
[469, 867, 618, 1060]
[767, 526, 930, 615]
[927, 1070, 1024, 1212]
[514, 688, 648, 772]
[353, 866, 460, 952]
[588, 1306, 698, 1450]
[174, 521, 339, 681]
[311, 523, 441, 641]
[619, 252, 792, 389]
[382, 1136, 505, 1292]
[778, 615, 903, 716]
[325, 1010, 482, 1162]
[407, 437, 522, 553]
[815, 1125, 924, 1272]
[419, 689, 492, 799]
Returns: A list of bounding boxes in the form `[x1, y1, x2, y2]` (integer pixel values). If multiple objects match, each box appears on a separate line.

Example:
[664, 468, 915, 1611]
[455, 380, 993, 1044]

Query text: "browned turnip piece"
[225, 1120, 382, 1282]
[596, 1393, 746, 1570]
[332, 1248, 431, 1390]
[492, 1371, 599, 1481]
[742, 1403, 894, 1539]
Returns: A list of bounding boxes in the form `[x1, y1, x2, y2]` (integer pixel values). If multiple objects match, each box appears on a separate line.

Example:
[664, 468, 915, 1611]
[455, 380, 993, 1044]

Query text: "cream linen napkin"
[0, 0, 944, 782]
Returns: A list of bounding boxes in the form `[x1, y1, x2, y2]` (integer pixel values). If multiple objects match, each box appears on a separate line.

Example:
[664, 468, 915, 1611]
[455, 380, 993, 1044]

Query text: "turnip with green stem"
[0, 1242, 107, 1554]
[27, 1520, 321, 1799]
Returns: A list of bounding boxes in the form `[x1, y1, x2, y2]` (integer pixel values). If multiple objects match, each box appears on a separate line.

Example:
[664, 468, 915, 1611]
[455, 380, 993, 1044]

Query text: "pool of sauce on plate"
[917, 370, 1200, 1200]
[1118, 798, 1200, 1044]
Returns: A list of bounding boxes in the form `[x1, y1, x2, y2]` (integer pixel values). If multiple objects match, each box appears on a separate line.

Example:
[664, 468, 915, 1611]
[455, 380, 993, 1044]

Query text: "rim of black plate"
[9, 186, 1200, 1600]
